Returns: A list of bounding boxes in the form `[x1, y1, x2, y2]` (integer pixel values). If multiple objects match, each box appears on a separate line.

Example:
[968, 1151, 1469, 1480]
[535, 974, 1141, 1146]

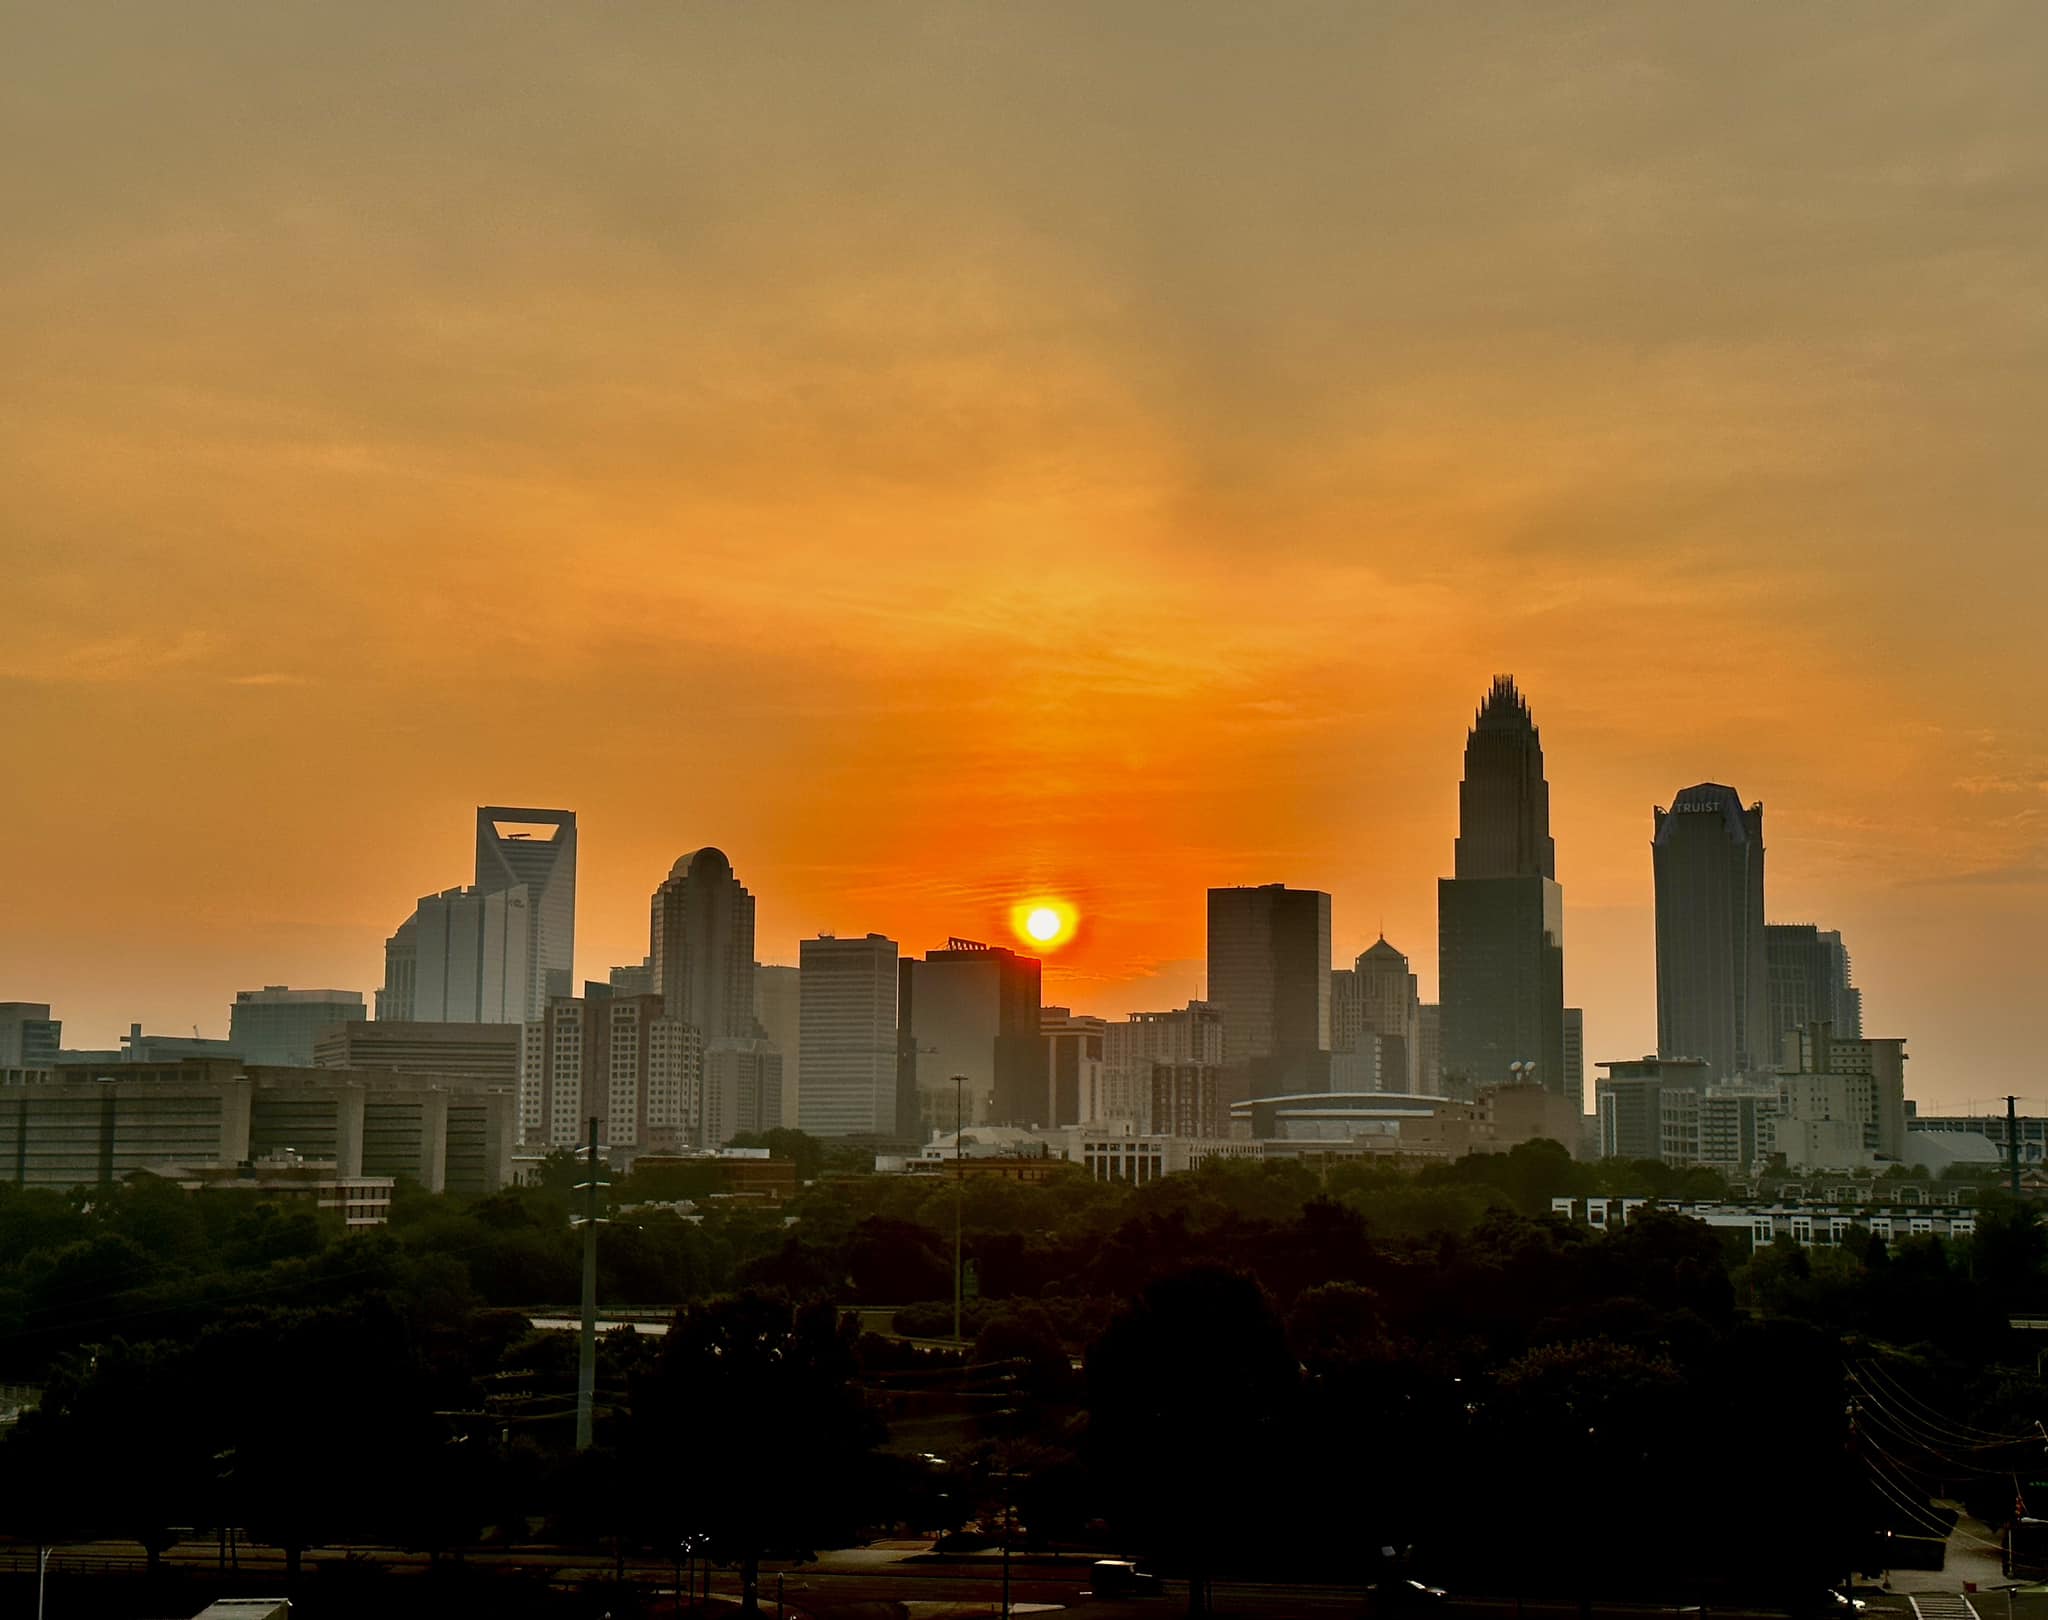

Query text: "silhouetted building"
[754, 963, 801, 1128]
[476, 806, 578, 1009]
[1779, 1021, 1907, 1162]
[1149, 1061, 1221, 1139]
[1103, 1002, 1224, 1130]
[1042, 1007, 1109, 1127]
[1595, 1055, 1712, 1161]
[380, 884, 531, 1024]
[312, 1020, 522, 1087]
[520, 993, 700, 1153]
[0, 1004, 60, 1069]
[649, 847, 757, 1042]
[1563, 1007, 1584, 1114]
[1653, 784, 1768, 1080]
[896, 939, 1042, 1136]
[118, 1025, 241, 1062]
[1765, 923, 1863, 1061]
[1353, 937, 1422, 1094]
[1438, 677, 1565, 1100]
[798, 934, 899, 1138]
[608, 957, 656, 998]
[229, 987, 366, 1068]
[701, 1037, 783, 1147]
[1418, 1003, 1442, 1094]
[1207, 884, 1330, 1098]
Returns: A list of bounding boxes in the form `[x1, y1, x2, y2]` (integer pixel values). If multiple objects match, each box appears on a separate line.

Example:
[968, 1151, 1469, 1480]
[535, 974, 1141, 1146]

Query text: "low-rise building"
[1549, 1193, 1978, 1250]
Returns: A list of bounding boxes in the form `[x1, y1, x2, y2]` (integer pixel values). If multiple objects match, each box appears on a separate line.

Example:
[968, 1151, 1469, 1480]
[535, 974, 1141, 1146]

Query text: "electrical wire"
[1857, 1359, 2035, 1444]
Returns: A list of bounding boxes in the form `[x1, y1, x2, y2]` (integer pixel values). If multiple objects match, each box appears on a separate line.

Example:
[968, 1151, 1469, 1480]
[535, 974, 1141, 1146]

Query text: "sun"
[1010, 897, 1078, 951]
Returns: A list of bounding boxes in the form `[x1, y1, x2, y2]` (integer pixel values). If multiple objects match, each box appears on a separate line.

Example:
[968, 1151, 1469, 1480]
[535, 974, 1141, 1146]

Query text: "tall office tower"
[381, 885, 533, 1024]
[896, 939, 1043, 1136]
[650, 848, 757, 1043]
[229, 987, 368, 1067]
[0, 1003, 61, 1069]
[1652, 784, 1768, 1081]
[476, 807, 578, 1010]
[1818, 930, 1863, 1038]
[1418, 1003, 1442, 1095]
[1206, 885, 1331, 1098]
[1354, 938, 1423, 1094]
[609, 958, 656, 998]
[1042, 1008, 1110, 1127]
[1437, 677, 1565, 1100]
[1562, 1008, 1584, 1115]
[1103, 1002, 1224, 1129]
[1327, 967, 1372, 1089]
[798, 934, 899, 1138]
[519, 993, 699, 1151]
[701, 1037, 783, 1148]
[754, 964, 801, 1128]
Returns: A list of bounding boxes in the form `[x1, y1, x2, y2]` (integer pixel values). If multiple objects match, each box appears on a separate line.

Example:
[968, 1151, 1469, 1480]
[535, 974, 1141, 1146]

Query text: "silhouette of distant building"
[1418, 1002, 1441, 1094]
[520, 993, 699, 1152]
[1766, 923, 1862, 1061]
[608, 957, 656, 998]
[702, 1036, 783, 1147]
[1653, 784, 1768, 1080]
[649, 848, 757, 1043]
[754, 963, 801, 1128]
[798, 934, 899, 1138]
[476, 806, 578, 1011]
[229, 986, 366, 1067]
[380, 884, 532, 1024]
[1103, 1002, 1223, 1129]
[1206, 884, 1330, 1098]
[0, 1003, 60, 1069]
[1437, 677, 1565, 1100]
[1563, 1007, 1584, 1114]
[896, 939, 1042, 1136]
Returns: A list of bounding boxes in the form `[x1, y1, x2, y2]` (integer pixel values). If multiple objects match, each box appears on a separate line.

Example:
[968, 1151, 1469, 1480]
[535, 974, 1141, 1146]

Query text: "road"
[2, 1537, 2031, 1620]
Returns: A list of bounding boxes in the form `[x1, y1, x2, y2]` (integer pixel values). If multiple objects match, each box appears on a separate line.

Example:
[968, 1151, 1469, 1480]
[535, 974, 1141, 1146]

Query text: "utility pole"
[575, 1116, 605, 1451]
[2010, 1096, 2023, 1201]
[953, 1074, 966, 1343]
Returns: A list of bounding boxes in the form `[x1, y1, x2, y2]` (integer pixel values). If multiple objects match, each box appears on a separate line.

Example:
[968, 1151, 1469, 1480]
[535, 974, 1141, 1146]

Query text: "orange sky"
[4, 5, 2045, 1109]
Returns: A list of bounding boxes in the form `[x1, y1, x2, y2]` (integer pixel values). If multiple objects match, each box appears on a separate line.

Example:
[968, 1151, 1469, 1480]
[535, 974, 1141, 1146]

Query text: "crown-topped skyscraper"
[1437, 678, 1569, 1107]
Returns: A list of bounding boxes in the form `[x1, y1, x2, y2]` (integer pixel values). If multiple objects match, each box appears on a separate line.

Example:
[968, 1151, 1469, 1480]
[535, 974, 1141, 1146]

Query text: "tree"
[630, 1294, 883, 1613]
[1085, 1268, 1300, 1614]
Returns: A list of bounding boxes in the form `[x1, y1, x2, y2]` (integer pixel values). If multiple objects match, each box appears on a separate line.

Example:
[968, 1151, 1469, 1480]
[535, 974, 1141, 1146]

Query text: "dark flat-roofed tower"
[1653, 783, 1768, 1080]
[1437, 677, 1567, 1104]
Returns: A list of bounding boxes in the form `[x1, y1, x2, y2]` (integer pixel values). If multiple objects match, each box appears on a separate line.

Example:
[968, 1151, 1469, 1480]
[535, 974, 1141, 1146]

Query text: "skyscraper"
[649, 848, 757, 1042]
[1562, 1007, 1584, 1115]
[382, 884, 532, 1024]
[1437, 677, 1565, 1100]
[1042, 1007, 1110, 1127]
[896, 939, 1042, 1136]
[1652, 784, 1768, 1080]
[1354, 937, 1422, 1094]
[1102, 1002, 1224, 1129]
[229, 987, 368, 1067]
[754, 963, 801, 1128]
[476, 807, 578, 1010]
[798, 934, 899, 1138]
[1205, 884, 1331, 1097]
[1764, 925, 1865, 1067]
[520, 992, 699, 1151]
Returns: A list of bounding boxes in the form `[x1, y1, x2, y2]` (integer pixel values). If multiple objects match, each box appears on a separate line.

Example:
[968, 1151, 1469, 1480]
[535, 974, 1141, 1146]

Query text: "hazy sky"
[5, 4, 2045, 1109]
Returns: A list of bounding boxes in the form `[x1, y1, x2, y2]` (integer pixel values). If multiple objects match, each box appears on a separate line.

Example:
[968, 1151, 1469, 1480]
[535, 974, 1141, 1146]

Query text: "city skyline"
[7, 7, 2046, 1110]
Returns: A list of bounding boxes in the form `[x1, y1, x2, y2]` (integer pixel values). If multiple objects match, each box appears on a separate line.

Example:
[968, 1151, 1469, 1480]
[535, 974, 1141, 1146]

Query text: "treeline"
[4, 1139, 2046, 1612]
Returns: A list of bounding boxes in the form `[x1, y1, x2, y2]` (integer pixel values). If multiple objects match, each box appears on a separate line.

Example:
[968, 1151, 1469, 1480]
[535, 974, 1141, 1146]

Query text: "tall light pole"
[953, 1073, 967, 1343]
[574, 1116, 606, 1451]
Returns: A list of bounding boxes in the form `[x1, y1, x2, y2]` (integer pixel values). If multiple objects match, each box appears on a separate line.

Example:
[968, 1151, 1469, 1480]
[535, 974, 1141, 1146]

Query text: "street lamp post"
[953, 1073, 967, 1344]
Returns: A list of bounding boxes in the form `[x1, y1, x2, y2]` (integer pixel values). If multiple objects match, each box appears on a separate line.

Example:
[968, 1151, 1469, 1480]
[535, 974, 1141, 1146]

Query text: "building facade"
[475, 806, 578, 1011]
[701, 1037, 783, 1148]
[896, 940, 1042, 1136]
[1765, 923, 1863, 1062]
[797, 934, 900, 1138]
[1042, 1007, 1110, 1128]
[1437, 677, 1566, 1100]
[649, 847, 757, 1043]
[519, 993, 700, 1152]
[1653, 784, 1768, 1080]
[1103, 1002, 1224, 1130]
[312, 1020, 522, 1087]
[753, 963, 801, 1128]
[1594, 1055, 1714, 1161]
[1206, 884, 1331, 1097]
[0, 1005, 60, 1069]
[228, 987, 367, 1067]
[381, 884, 533, 1024]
